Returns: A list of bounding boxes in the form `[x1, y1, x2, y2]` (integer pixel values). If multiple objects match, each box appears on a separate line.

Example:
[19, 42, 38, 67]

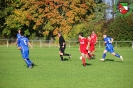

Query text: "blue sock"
[27, 58, 32, 65]
[24, 60, 29, 66]
[102, 53, 106, 59]
[25, 59, 31, 67]
[115, 53, 120, 58]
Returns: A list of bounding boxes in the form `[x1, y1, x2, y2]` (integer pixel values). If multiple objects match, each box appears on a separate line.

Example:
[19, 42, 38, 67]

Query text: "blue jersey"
[104, 37, 112, 45]
[104, 37, 114, 53]
[17, 33, 21, 39]
[18, 36, 29, 51]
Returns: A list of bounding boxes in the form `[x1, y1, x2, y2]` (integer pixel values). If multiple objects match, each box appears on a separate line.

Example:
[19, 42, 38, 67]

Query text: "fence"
[0, 39, 133, 49]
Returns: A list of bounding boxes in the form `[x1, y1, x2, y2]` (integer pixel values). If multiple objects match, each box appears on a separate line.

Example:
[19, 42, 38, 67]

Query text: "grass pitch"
[0, 46, 133, 88]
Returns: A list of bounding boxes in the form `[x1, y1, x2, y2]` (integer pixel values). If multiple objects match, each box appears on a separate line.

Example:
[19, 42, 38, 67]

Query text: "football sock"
[63, 53, 70, 56]
[27, 58, 32, 65]
[24, 59, 30, 67]
[60, 55, 63, 61]
[88, 53, 91, 57]
[115, 53, 120, 58]
[82, 57, 86, 66]
[102, 53, 106, 59]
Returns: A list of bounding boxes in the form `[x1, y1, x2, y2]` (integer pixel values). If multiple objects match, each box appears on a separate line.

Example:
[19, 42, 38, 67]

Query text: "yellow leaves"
[43, 31, 49, 36]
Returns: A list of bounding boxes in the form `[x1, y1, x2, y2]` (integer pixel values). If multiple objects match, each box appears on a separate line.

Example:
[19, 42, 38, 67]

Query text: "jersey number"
[108, 39, 111, 43]
[23, 40, 27, 45]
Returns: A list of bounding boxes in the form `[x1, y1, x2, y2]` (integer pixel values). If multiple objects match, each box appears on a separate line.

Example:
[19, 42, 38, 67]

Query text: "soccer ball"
[80, 56, 82, 60]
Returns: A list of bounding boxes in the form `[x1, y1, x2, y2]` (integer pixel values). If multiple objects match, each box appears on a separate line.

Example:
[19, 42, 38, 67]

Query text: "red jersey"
[88, 38, 95, 52]
[79, 38, 88, 54]
[79, 38, 88, 49]
[88, 38, 94, 46]
[90, 33, 97, 44]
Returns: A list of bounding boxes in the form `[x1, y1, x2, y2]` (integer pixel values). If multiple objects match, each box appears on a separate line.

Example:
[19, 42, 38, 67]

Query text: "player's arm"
[103, 41, 107, 45]
[86, 41, 90, 50]
[17, 39, 21, 50]
[111, 38, 113, 43]
[28, 42, 33, 49]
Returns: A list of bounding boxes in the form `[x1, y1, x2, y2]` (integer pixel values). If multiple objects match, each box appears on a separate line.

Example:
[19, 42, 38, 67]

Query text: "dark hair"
[58, 32, 62, 35]
[78, 32, 83, 37]
[20, 31, 24, 36]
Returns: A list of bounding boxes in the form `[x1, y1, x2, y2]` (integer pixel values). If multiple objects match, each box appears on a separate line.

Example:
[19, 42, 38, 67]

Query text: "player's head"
[103, 34, 107, 38]
[20, 31, 24, 36]
[92, 30, 95, 34]
[58, 32, 62, 37]
[87, 35, 91, 40]
[78, 32, 83, 38]
[18, 29, 21, 33]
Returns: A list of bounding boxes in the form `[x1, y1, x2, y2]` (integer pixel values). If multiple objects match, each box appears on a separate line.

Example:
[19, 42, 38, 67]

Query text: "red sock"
[87, 54, 90, 60]
[88, 53, 91, 57]
[82, 57, 86, 65]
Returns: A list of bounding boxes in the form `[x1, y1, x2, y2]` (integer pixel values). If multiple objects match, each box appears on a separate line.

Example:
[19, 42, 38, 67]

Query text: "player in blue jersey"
[17, 31, 34, 68]
[100, 34, 123, 62]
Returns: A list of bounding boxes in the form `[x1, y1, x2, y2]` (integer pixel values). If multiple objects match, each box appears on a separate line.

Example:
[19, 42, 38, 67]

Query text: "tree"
[3, 0, 96, 39]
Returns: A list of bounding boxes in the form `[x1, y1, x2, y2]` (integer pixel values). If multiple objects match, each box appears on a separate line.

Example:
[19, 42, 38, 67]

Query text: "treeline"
[0, 0, 133, 41]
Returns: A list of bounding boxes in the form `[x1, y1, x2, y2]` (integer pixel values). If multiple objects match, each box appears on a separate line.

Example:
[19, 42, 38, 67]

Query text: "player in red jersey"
[86, 35, 95, 59]
[90, 30, 97, 52]
[78, 33, 89, 66]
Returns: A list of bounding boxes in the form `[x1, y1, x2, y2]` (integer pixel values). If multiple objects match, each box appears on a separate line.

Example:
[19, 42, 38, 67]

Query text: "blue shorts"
[105, 45, 114, 53]
[21, 50, 29, 59]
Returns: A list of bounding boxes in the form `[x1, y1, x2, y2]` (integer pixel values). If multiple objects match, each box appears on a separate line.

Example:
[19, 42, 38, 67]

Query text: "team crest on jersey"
[114, 0, 133, 16]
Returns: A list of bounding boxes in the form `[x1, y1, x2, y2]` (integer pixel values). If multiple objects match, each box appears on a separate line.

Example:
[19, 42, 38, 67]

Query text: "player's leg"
[63, 45, 71, 59]
[81, 53, 86, 66]
[59, 47, 64, 61]
[87, 50, 91, 60]
[110, 47, 123, 61]
[88, 46, 95, 59]
[111, 52, 123, 61]
[26, 50, 33, 65]
[24, 51, 33, 68]
[100, 50, 107, 61]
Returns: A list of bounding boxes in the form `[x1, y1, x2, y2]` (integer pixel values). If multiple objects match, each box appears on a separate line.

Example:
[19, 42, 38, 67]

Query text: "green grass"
[0, 46, 133, 88]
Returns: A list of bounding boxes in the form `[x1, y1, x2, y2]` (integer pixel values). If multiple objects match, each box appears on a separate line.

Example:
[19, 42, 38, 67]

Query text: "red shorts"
[88, 45, 95, 52]
[80, 48, 88, 54]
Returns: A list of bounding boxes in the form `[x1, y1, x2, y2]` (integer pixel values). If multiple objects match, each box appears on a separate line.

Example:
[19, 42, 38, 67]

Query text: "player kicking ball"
[100, 34, 123, 62]
[78, 33, 89, 66]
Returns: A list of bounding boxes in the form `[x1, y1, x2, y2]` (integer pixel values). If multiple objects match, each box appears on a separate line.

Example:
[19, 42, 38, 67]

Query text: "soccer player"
[86, 35, 95, 59]
[90, 30, 97, 45]
[17, 31, 34, 68]
[100, 34, 123, 62]
[58, 32, 71, 62]
[78, 33, 89, 66]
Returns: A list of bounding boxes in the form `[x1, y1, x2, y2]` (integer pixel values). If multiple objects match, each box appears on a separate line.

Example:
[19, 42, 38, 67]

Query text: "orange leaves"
[5, 0, 96, 38]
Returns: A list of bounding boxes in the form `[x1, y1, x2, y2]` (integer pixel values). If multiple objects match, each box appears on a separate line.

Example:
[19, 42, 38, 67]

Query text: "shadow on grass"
[86, 63, 92, 66]
[105, 59, 114, 62]
[63, 58, 70, 61]
[116, 61, 123, 63]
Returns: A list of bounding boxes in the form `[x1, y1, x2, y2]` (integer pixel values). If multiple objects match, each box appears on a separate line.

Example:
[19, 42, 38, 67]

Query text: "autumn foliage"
[3, 0, 96, 38]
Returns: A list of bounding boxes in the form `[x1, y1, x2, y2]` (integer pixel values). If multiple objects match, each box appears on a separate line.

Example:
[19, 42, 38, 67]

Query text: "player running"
[100, 34, 123, 62]
[90, 30, 97, 45]
[90, 30, 97, 52]
[78, 33, 89, 66]
[86, 35, 95, 59]
[58, 32, 71, 62]
[17, 31, 34, 68]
